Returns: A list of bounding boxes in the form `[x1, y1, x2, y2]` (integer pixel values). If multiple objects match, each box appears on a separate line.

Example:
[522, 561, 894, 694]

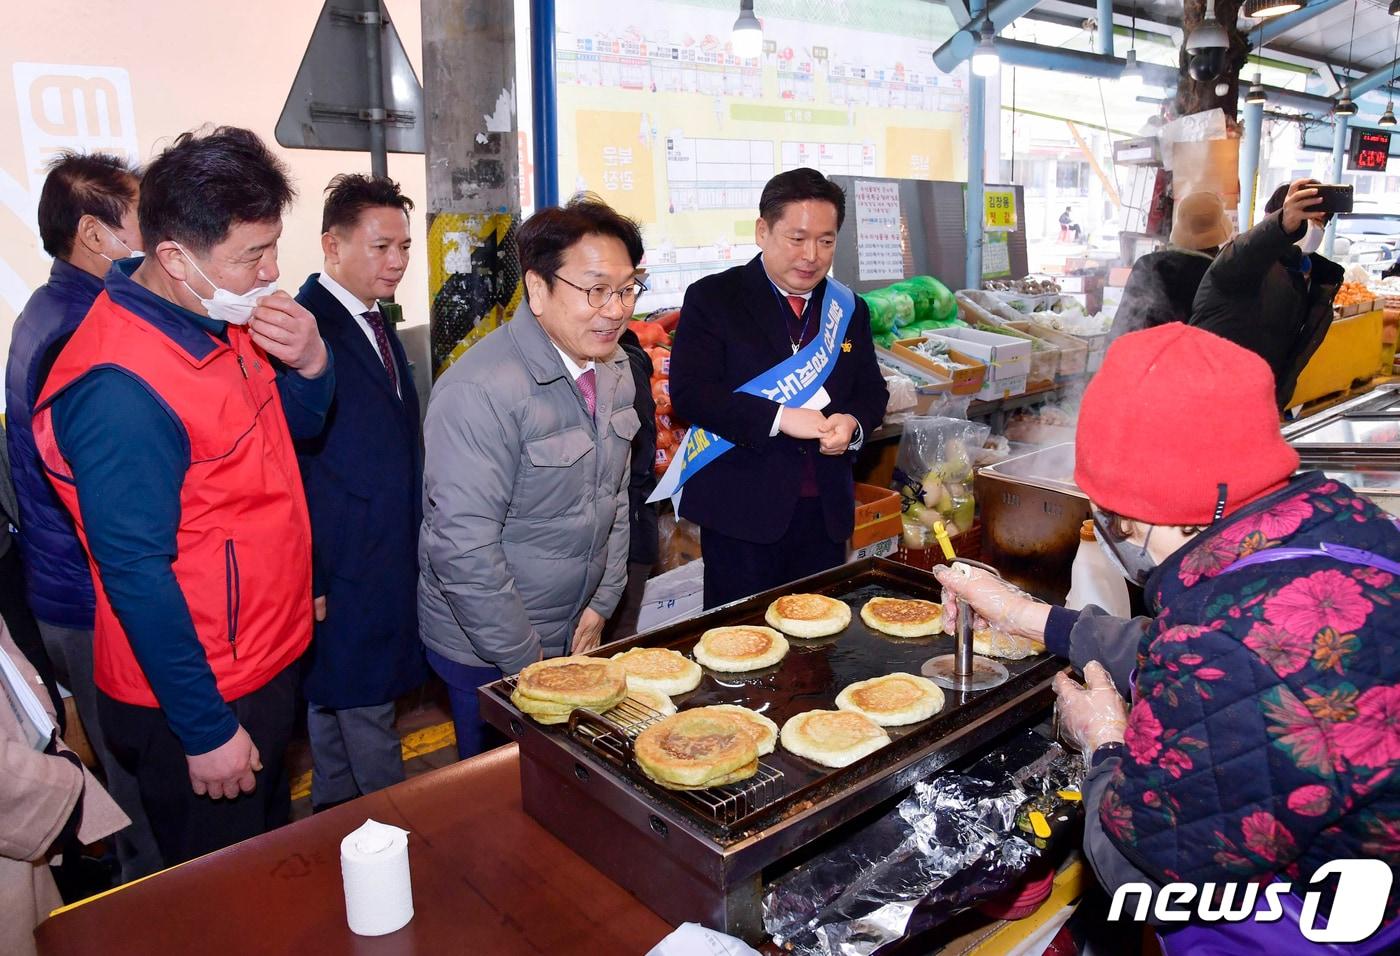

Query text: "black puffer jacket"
[618, 329, 659, 567]
[1189, 211, 1343, 409]
[1108, 248, 1214, 342]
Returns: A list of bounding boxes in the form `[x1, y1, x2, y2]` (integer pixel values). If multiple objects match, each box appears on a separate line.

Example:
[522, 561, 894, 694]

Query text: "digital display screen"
[1349, 129, 1391, 172]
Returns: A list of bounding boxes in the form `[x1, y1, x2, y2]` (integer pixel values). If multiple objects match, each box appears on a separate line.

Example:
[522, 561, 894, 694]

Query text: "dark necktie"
[363, 311, 399, 396]
[577, 367, 597, 418]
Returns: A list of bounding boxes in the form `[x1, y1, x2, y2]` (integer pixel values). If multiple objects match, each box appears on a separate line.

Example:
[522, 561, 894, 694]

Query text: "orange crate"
[891, 338, 988, 395]
[851, 483, 902, 550]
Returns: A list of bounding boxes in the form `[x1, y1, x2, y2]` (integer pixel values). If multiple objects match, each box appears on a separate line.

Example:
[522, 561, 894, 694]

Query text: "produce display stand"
[1290, 308, 1384, 408]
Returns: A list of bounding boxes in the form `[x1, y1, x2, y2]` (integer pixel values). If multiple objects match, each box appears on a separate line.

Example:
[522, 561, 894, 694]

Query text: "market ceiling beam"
[990, 37, 1337, 114]
[1351, 58, 1400, 98]
[946, 0, 973, 27]
[931, 0, 1046, 72]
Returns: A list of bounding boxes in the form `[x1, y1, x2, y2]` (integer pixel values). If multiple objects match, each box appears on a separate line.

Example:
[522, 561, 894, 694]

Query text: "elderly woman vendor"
[936, 324, 1399, 949]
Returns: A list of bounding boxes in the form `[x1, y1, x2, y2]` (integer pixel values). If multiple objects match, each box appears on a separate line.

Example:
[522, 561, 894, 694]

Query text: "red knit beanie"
[1074, 323, 1299, 525]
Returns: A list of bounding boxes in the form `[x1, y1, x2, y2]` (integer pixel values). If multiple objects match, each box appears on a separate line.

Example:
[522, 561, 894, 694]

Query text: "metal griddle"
[478, 558, 1063, 942]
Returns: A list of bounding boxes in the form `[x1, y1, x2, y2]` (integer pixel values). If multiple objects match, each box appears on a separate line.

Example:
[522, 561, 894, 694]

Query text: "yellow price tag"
[984, 190, 1017, 231]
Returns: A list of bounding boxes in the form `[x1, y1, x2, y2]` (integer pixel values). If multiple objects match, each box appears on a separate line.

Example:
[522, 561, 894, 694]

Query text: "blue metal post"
[530, 0, 559, 209]
[1239, 99, 1264, 229]
[965, 0, 987, 290]
[1096, 0, 1113, 55]
[1324, 115, 1348, 256]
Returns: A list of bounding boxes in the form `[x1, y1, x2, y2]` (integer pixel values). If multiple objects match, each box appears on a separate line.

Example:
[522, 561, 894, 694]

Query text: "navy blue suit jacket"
[669, 255, 888, 544]
[294, 275, 426, 708]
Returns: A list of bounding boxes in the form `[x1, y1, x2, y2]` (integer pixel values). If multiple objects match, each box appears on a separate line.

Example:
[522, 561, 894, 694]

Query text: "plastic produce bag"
[891, 417, 990, 540]
[762, 730, 1083, 955]
[862, 291, 897, 337]
[881, 369, 918, 422]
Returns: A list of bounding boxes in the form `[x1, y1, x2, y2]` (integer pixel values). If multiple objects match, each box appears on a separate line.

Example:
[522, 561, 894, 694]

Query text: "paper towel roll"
[341, 819, 414, 936]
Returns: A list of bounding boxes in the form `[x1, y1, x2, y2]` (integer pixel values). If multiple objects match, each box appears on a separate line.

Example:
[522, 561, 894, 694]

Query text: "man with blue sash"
[666, 168, 888, 608]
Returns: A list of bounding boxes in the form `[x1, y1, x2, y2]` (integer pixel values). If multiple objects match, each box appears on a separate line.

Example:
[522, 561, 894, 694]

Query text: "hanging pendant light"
[731, 0, 763, 59]
[1382, 18, 1400, 125]
[971, 21, 1000, 77]
[1246, 72, 1267, 104]
[1244, 0, 1303, 18]
[1335, 83, 1359, 116]
[1121, 2, 1143, 90]
[1334, 1, 1359, 117]
[1121, 48, 1144, 90]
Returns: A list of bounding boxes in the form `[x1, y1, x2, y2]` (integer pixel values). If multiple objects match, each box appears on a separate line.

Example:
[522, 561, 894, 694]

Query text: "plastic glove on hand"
[1053, 661, 1128, 764]
[933, 563, 1049, 643]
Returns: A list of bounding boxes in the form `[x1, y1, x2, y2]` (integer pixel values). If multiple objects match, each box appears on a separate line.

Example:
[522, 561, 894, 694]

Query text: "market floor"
[285, 677, 462, 822]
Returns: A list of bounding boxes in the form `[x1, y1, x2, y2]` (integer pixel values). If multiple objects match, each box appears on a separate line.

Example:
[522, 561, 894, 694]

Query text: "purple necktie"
[577, 367, 597, 418]
[363, 311, 399, 396]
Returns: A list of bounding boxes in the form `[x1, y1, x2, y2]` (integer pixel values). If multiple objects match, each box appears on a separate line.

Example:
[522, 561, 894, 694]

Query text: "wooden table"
[37, 745, 673, 955]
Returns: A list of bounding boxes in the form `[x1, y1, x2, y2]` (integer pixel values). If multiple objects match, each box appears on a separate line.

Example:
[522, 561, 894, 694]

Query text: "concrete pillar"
[1323, 115, 1348, 257]
[422, 0, 524, 376]
[1239, 99, 1263, 229]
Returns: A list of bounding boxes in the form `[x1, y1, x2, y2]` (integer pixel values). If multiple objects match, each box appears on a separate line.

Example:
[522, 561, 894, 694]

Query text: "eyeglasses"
[553, 273, 647, 310]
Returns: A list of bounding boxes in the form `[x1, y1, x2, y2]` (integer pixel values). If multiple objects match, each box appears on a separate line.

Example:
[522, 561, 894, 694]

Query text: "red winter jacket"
[33, 291, 312, 708]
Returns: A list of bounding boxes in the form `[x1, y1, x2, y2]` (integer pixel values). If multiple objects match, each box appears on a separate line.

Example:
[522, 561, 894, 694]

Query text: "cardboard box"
[1055, 274, 1104, 295]
[852, 483, 902, 550]
[975, 373, 1028, 401]
[891, 338, 988, 396]
[924, 326, 1033, 382]
[637, 559, 705, 633]
[1024, 324, 1090, 378]
[848, 535, 899, 562]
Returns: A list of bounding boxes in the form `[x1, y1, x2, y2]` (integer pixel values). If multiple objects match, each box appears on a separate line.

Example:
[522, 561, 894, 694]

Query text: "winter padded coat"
[1190, 212, 1343, 410]
[417, 305, 636, 674]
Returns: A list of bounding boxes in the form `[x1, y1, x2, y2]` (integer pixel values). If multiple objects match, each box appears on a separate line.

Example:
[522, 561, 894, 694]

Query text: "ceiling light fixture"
[1244, 0, 1303, 19]
[1121, 2, 1143, 90]
[971, 20, 1000, 77]
[1382, 17, 1400, 125]
[731, 0, 762, 60]
[1335, 1, 1359, 117]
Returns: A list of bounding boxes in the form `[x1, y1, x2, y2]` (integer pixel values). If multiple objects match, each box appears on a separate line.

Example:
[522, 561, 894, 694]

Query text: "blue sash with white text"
[648, 276, 857, 504]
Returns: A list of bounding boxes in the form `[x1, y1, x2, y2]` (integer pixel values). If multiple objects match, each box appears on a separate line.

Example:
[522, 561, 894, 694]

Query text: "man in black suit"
[294, 175, 426, 811]
[669, 168, 888, 608]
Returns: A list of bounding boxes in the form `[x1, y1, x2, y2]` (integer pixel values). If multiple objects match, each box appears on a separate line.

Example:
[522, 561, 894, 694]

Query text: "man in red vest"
[32, 127, 333, 865]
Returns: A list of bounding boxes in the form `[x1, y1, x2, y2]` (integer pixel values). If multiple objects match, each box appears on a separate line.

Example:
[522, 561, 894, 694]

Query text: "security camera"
[1189, 47, 1228, 82]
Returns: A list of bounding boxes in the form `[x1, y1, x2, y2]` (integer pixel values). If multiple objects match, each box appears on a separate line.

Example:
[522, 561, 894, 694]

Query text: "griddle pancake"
[764, 593, 852, 638]
[635, 710, 759, 788]
[651, 759, 759, 790]
[516, 657, 628, 709]
[860, 597, 944, 638]
[610, 646, 703, 695]
[973, 629, 1042, 660]
[780, 709, 890, 768]
[835, 673, 945, 726]
[692, 626, 789, 672]
[685, 704, 778, 756]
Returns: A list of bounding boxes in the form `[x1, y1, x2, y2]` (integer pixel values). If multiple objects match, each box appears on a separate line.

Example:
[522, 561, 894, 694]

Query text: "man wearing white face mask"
[1189, 178, 1343, 410]
[4, 150, 164, 881]
[29, 127, 334, 867]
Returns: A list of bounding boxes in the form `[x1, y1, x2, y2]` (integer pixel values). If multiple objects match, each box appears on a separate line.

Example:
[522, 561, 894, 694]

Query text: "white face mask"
[175, 242, 276, 325]
[98, 222, 142, 262]
[1296, 221, 1324, 256]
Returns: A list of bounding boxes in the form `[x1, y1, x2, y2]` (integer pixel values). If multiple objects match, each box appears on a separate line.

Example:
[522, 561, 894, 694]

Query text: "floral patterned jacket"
[1060, 472, 1400, 923]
